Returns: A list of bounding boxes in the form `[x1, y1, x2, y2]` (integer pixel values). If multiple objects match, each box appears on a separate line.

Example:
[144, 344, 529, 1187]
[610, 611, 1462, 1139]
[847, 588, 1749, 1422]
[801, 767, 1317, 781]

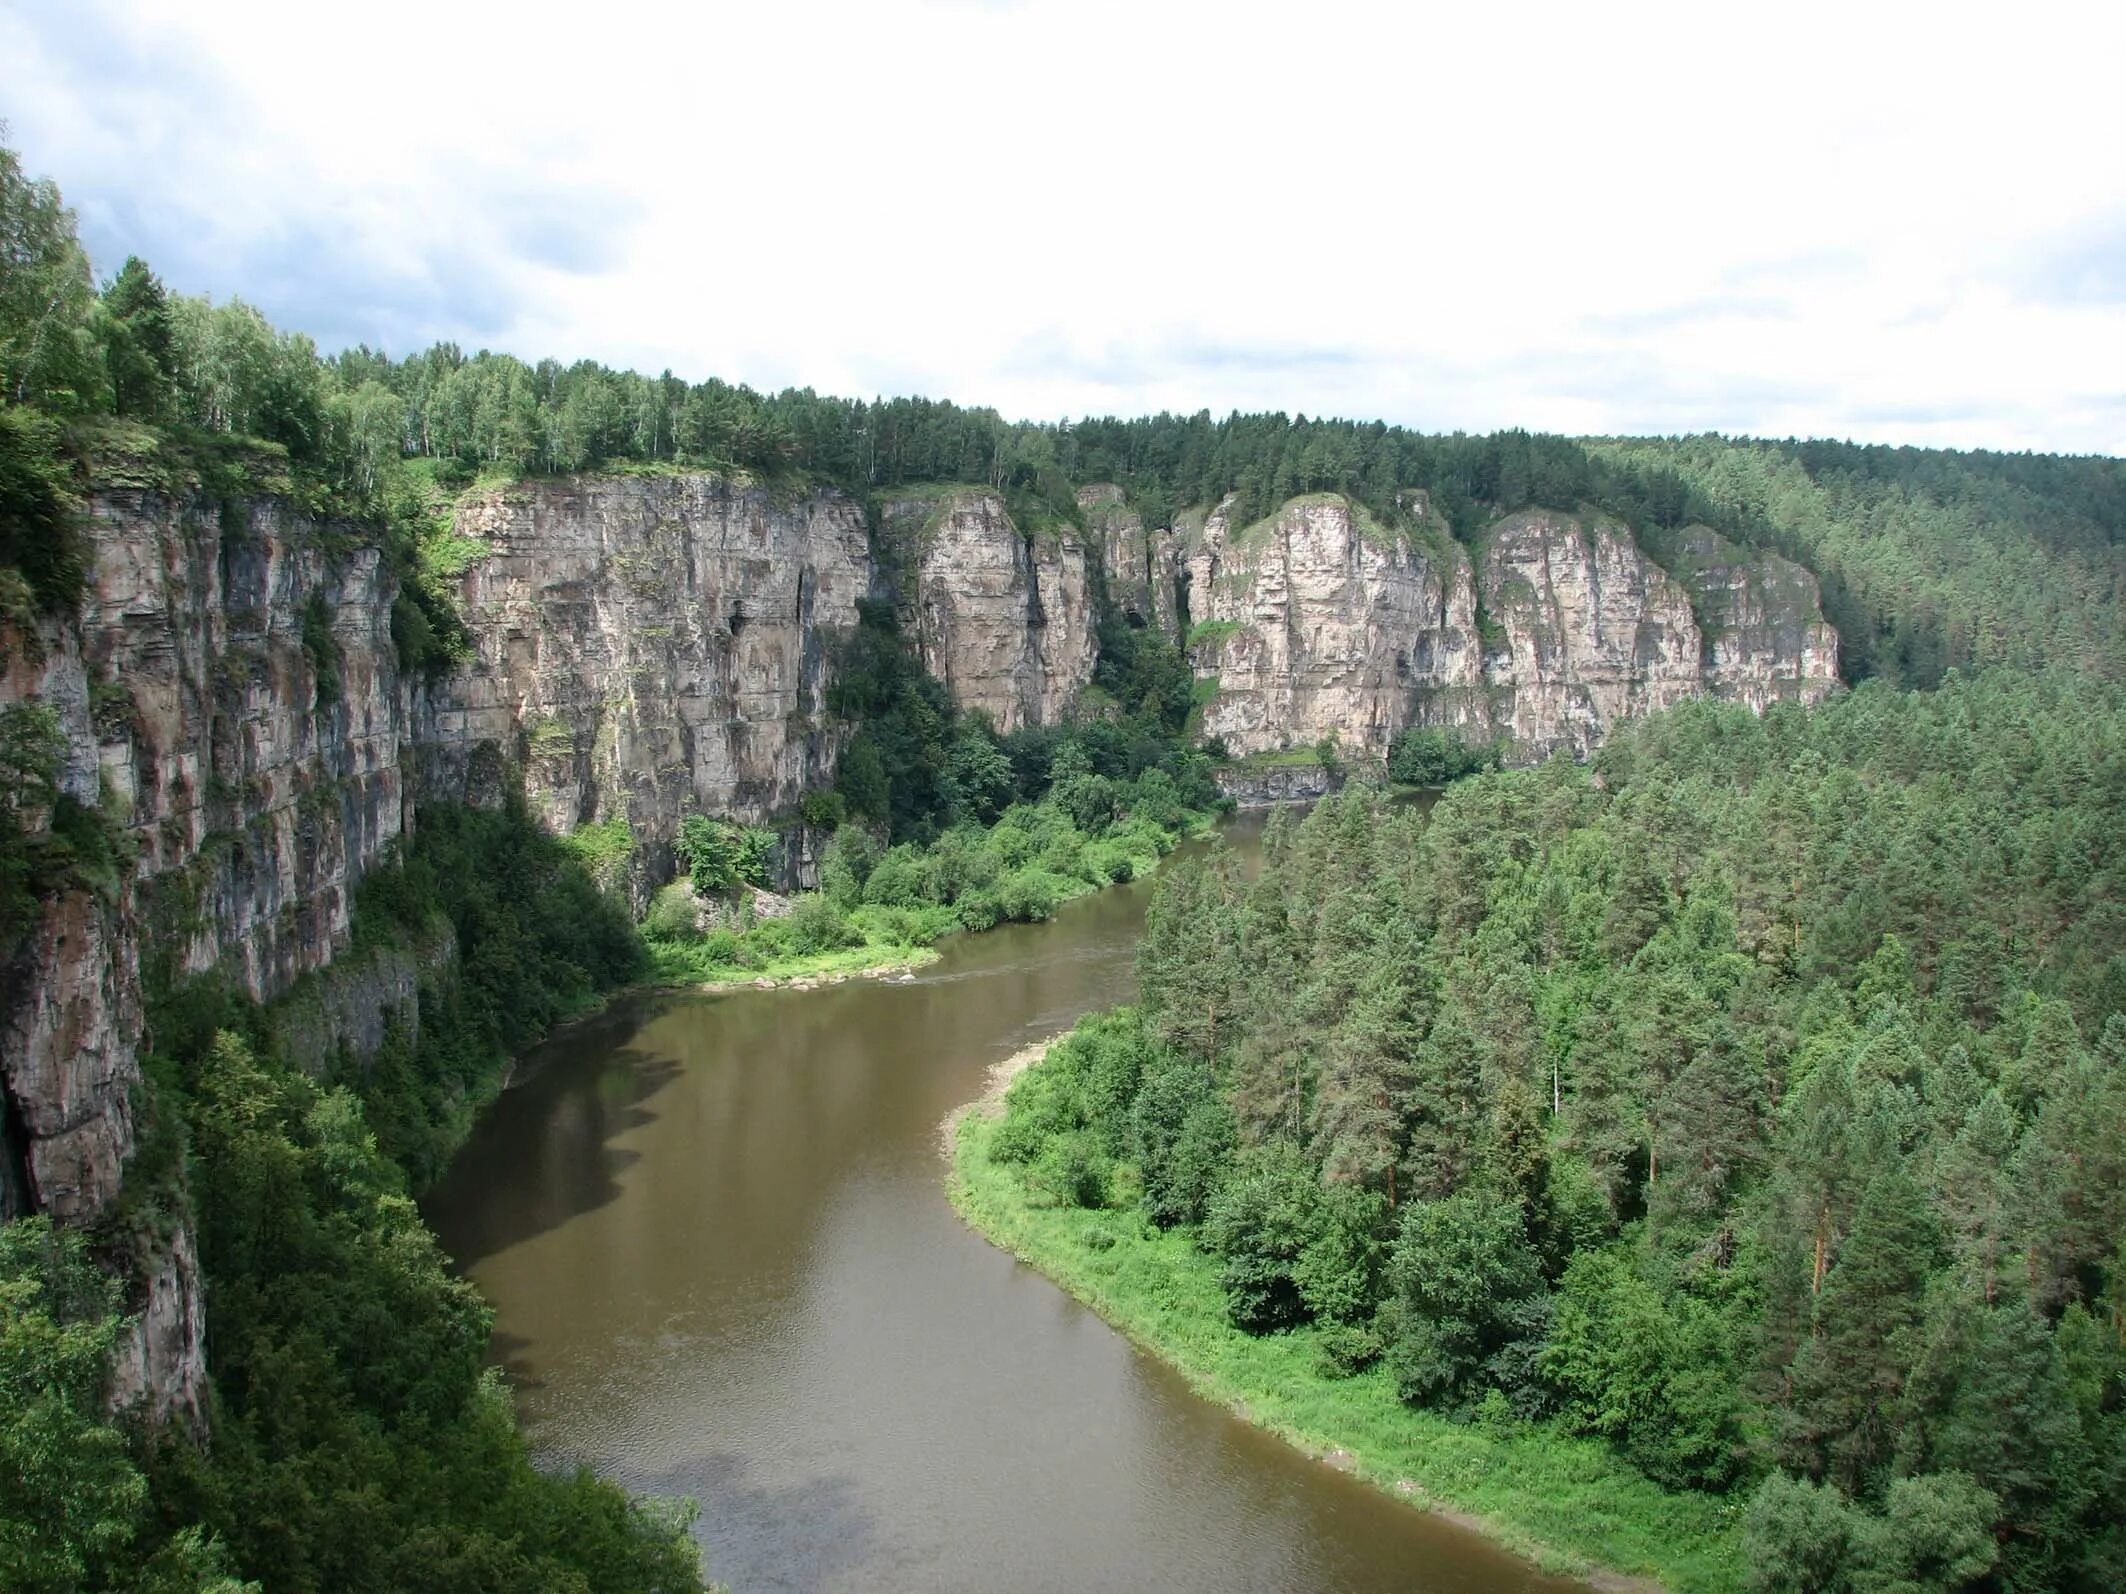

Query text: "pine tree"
[1780, 1162, 1941, 1493]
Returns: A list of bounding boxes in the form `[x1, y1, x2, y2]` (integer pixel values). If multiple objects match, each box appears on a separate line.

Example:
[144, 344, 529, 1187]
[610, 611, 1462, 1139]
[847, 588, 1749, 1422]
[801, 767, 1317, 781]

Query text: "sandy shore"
[937, 1034, 1059, 1153]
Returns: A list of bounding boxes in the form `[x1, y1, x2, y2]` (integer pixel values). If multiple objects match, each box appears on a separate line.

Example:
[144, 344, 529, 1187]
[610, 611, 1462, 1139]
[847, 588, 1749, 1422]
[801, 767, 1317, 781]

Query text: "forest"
[5, 132, 2125, 1593]
[971, 670, 2125, 1591]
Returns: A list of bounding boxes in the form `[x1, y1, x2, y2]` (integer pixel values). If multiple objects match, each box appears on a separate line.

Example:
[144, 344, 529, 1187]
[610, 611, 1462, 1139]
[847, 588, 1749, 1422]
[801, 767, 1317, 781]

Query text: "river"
[423, 813, 1588, 1594]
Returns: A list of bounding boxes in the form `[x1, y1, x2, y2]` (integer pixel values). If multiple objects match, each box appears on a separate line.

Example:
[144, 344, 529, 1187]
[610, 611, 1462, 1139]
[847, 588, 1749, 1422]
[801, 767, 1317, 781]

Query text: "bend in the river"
[424, 813, 1589, 1594]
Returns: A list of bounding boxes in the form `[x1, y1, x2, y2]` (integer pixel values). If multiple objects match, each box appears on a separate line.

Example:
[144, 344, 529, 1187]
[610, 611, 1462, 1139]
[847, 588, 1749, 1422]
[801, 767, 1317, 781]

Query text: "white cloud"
[6, 0, 2124, 451]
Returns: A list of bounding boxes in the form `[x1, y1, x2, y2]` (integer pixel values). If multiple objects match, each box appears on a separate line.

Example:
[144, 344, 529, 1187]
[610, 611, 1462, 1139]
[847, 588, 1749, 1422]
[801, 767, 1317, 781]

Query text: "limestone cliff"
[1472, 509, 1708, 759]
[1671, 526, 1842, 709]
[1177, 494, 1838, 761]
[417, 475, 872, 885]
[1079, 483, 1181, 634]
[0, 466, 1838, 1433]
[881, 488, 1096, 732]
[1181, 493, 1479, 759]
[0, 468, 1114, 1426]
[2, 486, 404, 1422]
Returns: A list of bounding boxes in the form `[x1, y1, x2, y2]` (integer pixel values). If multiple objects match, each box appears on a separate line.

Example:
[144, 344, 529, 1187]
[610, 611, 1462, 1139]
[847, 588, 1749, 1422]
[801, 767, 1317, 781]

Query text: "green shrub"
[997, 867, 1076, 922]
[862, 844, 937, 908]
[643, 882, 700, 941]
[1030, 1131, 1110, 1210]
[781, 894, 862, 956]
[0, 405, 85, 613]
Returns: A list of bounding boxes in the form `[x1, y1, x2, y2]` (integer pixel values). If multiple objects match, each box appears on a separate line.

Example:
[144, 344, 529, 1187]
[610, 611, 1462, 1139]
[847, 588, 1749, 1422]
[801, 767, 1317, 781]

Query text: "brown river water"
[424, 812, 1589, 1594]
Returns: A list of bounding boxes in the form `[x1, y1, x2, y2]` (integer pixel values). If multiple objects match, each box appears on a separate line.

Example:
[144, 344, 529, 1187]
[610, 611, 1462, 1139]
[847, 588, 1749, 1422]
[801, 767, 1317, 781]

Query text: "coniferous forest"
[4, 127, 2125, 1594]
[971, 672, 2125, 1591]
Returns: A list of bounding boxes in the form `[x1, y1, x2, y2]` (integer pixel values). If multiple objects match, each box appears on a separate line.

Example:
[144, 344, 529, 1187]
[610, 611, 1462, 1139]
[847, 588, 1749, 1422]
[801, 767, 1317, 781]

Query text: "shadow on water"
[423, 1017, 690, 1269]
[484, 1326, 543, 1393]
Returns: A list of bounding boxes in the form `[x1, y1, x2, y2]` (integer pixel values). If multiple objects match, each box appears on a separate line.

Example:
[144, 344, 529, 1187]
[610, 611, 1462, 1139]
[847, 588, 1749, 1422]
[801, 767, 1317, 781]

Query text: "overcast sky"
[7, 0, 2125, 453]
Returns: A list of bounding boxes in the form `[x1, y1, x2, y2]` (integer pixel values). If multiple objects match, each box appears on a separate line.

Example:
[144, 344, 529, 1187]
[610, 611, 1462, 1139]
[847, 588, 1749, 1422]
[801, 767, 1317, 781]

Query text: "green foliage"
[297, 593, 339, 707]
[1202, 1148, 1331, 1333]
[1543, 1250, 1744, 1489]
[0, 402, 85, 613]
[1595, 435, 2126, 684]
[674, 815, 771, 894]
[347, 799, 645, 1184]
[99, 258, 176, 423]
[139, 1023, 701, 1594]
[647, 791, 1210, 983]
[0, 1218, 236, 1594]
[980, 669, 2126, 1582]
[559, 815, 634, 894]
[115, 798, 696, 1592]
[1385, 1192, 1547, 1416]
[1384, 725, 1499, 787]
[1, 141, 102, 413]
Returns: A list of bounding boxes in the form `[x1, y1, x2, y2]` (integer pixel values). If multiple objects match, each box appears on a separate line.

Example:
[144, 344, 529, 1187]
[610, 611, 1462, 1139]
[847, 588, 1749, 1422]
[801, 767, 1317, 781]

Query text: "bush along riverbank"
[948, 1012, 1739, 1593]
[640, 777, 1220, 989]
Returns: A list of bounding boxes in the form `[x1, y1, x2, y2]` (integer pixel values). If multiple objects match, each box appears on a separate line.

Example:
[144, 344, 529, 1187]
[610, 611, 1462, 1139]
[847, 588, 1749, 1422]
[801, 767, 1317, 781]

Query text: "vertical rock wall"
[1, 488, 403, 1424]
[415, 476, 873, 887]
[882, 488, 1097, 732]
[1173, 494, 1838, 760]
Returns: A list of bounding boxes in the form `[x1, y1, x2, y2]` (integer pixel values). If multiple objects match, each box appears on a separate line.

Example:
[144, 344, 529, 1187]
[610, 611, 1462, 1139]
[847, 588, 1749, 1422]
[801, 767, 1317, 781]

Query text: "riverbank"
[640, 801, 1221, 994]
[648, 938, 941, 990]
[946, 1077, 1742, 1594]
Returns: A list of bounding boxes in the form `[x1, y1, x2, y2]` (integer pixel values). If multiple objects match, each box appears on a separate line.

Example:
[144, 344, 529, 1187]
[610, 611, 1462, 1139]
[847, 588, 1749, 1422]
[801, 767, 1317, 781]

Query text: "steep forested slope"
[977, 672, 2125, 1591]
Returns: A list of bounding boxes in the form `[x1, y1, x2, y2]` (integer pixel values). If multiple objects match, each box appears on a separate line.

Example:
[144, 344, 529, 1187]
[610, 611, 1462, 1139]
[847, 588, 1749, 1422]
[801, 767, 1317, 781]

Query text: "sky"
[6, 0, 2125, 454]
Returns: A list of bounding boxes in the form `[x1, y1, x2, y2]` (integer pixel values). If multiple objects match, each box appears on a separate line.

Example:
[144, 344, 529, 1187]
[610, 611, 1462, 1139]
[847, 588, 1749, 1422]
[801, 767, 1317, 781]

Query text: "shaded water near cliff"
[424, 811, 1587, 1594]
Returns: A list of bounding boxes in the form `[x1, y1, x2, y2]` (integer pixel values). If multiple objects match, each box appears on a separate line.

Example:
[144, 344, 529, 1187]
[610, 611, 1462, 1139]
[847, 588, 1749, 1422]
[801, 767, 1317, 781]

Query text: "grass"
[949, 1108, 1748, 1594]
[1185, 618, 1243, 651]
[647, 937, 938, 988]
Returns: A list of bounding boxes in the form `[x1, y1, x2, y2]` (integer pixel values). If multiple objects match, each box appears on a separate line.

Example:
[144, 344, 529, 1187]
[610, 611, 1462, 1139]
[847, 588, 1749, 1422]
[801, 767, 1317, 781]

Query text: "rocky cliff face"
[1, 487, 402, 1423]
[1673, 527, 1842, 708]
[1181, 493, 1480, 759]
[418, 476, 872, 886]
[1079, 483, 1181, 634]
[1175, 495, 1838, 761]
[1, 470, 1111, 1425]
[1473, 509, 1708, 759]
[882, 489, 1096, 732]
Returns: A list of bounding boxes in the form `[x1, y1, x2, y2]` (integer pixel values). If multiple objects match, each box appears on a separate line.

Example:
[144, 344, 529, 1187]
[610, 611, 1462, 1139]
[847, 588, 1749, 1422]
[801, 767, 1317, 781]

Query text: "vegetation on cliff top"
[7, 133, 2117, 703]
[966, 670, 2125, 1592]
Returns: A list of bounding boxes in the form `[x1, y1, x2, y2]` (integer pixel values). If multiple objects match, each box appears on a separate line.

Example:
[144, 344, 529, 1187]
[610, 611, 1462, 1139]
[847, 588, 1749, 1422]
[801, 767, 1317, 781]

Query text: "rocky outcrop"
[1, 883, 141, 1224]
[1671, 527, 1842, 709]
[882, 490, 1096, 732]
[1182, 493, 1481, 759]
[107, 1226, 206, 1426]
[1213, 759, 1344, 807]
[417, 476, 871, 885]
[1177, 495, 1837, 762]
[1473, 509, 1708, 759]
[1080, 483, 1181, 633]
